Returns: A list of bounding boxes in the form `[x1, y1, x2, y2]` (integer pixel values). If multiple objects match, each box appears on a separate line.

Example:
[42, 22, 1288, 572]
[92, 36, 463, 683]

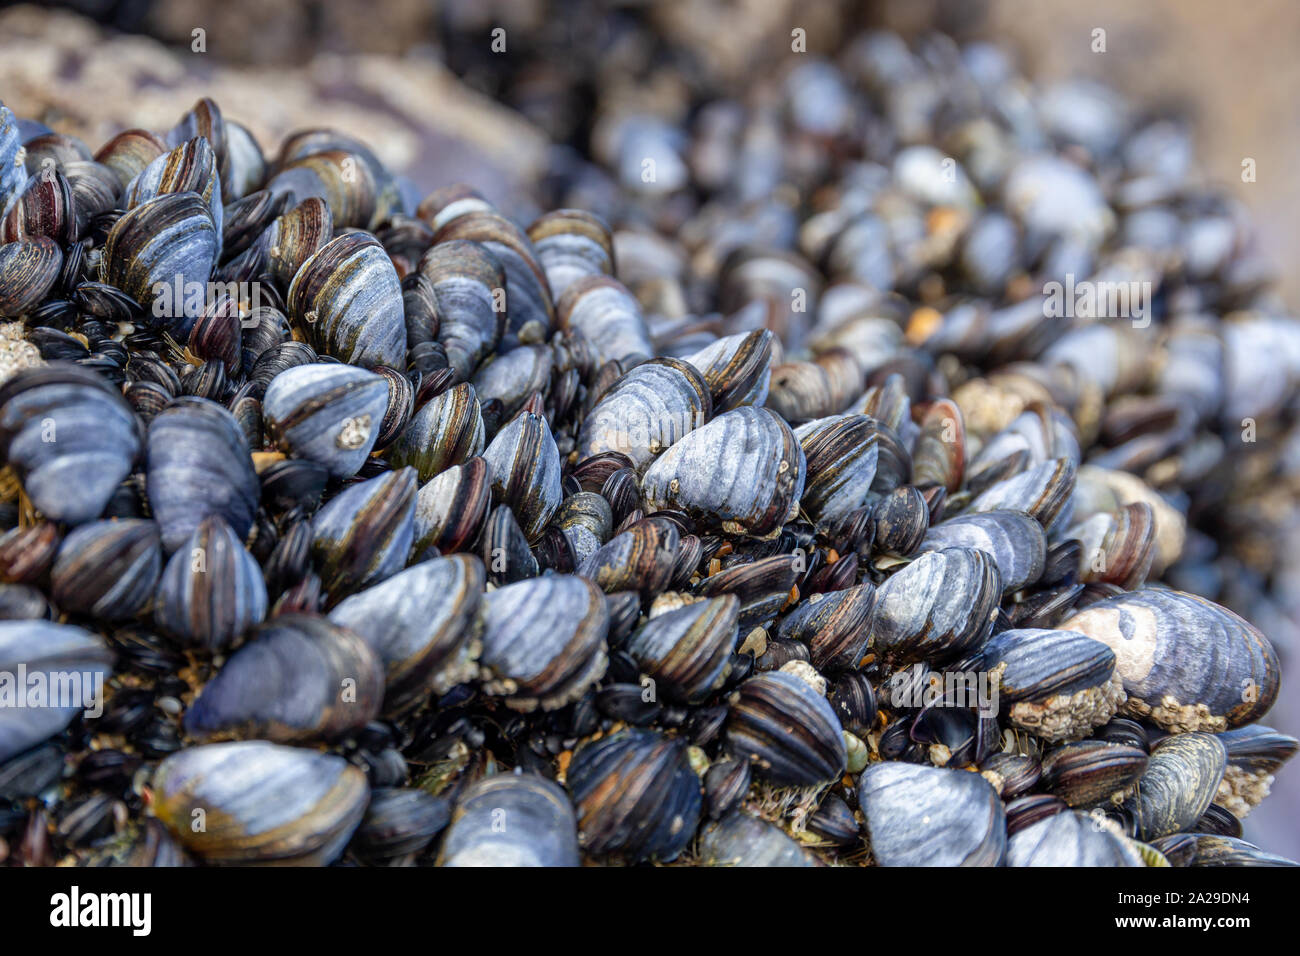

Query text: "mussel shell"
[965, 457, 1075, 536]
[794, 414, 880, 523]
[1059, 587, 1281, 733]
[577, 517, 681, 598]
[263, 363, 389, 478]
[412, 456, 491, 556]
[387, 381, 484, 483]
[124, 137, 224, 255]
[775, 582, 875, 672]
[919, 510, 1046, 595]
[527, 208, 614, 301]
[1005, 810, 1144, 866]
[152, 741, 369, 865]
[858, 762, 1006, 866]
[478, 575, 609, 711]
[1121, 732, 1227, 841]
[624, 594, 739, 704]
[350, 787, 450, 860]
[310, 467, 417, 603]
[567, 727, 702, 863]
[0, 236, 63, 316]
[328, 555, 484, 714]
[725, 670, 846, 787]
[555, 275, 653, 367]
[263, 197, 333, 290]
[0, 364, 143, 525]
[480, 409, 562, 544]
[154, 514, 267, 650]
[146, 396, 260, 552]
[1214, 724, 1298, 818]
[1040, 740, 1148, 807]
[696, 810, 822, 866]
[50, 519, 162, 620]
[416, 239, 505, 382]
[703, 758, 751, 821]
[642, 407, 806, 538]
[479, 502, 538, 584]
[0, 620, 114, 762]
[577, 357, 712, 470]
[437, 772, 579, 867]
[682, 330, 773, 413]
[184, 613, 384, 743]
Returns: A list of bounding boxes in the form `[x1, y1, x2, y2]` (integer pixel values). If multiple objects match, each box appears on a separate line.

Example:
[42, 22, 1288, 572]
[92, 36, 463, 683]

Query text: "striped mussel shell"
[577, 515, 681, 598]
[1072, 465, 1184, 576]
[166, 98, 228, 188]
[697, 810, 822, 867]
[261, 196, 332, 291]
[1064, 502, 1156, 589]
[0, 364, 142, 524]
[184, 613, 383, 743]
[152, 741, 369, 865]
[412, 456, 491, 557]
[577, 357, 711, 470]
[695, 552, 802, 629]
[350, 788, 450, 862]
[478, 574, 609, 711]
[964, 457, 1076, 536]
[100, 191, 218, 334]
[50, 519, 162, 620]
[555, 275, 653, 367]
[311, 467, 417, 603]
[329, 554, 484, 714]
[433, 211, 554, 349]
[961, 627, 1125, 742]
[794, 414, 879, 523]
[387, 381, 484, 482]
[222, 119, 265, 202]
[0, 620, 114, 762]
[766, 356, 855, 425]
[479, 503, 538, 585]
[1005, 810, 1144, 866]
[1121, 732, 1227, 841]
[868, 547, 1001, 665]
[726, 670, 846, 787]
[63, 160, 121, 237]
[154, 515, 267, 650]
[416, 240, 505, 382]
[1214, 725, 1299, 818]
[368, 365, 415, 452]
[910, 398, 966, 493]
[274, 130, 402, 224]
[263, 363, 389, 478]
[526, 208, 614, 301]
[1040, 740, 1148, 807]
[267, 149, 377, 230]
[1, 167, 77, 244]
[438, 772, 579, 867]
[94, 128, 167, 192]
[623, 593, 739, 704]
[703, 757, 751, 820]
[858, 762, 1006, 866]
[553, 491, 613, 566]
[870, 486, 930, 556]
[1151, 834, 1297, 867]
[471, 343, 553, 418]
[187, 292, 243, 372]
[979, 752, 1042, 799]
[682, 329, 773, 413]
[567, 727, 702, 863]
[286, 232, 406, 368]
[0, 101, 25, 210]
[919, 510, 1046, 595]
[1059, 587, 1281, 733]
[966, 403, 1080, 491]
[124, 136, 224, 256]
[417, 183, 494, 231]
[642, 406, 806, 538]
[775, 582, 875, 672]
[0, 236, 62, 316]
[146, 397, 259, 552]
[480, 408, 562, 543]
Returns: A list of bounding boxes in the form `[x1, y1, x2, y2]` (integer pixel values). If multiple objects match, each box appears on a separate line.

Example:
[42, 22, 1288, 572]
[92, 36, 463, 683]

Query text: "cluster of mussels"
[2, 27, 1300, 867]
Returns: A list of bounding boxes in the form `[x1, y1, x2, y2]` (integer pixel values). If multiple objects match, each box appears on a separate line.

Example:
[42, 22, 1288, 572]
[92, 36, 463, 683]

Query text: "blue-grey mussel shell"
[794, 414, 881, 523]
[577, 516, 680, 598]
[153, 514, 267, 651]
[100, 191, 218, 334]
[50, 519, 162, 620]
[124, 136, 224, 256]
[962, 627, 1125, 742]
[0, 101, 24, 211]
[577, 357, 711, 470]
[919, 510, 1046, 595]
[869, 547, 1001, 665]
[965, 457, 1076, 536]
[412, 456, 491, 556]
[329, 555, 484, 715]
[726, 670, 847, 787]
[858, 762, 1006, 866]
[350, 788, 451, 861]
[567, 728, 702, 863]
[775, 582, 876, 672]
[1151, 833, 1298, 868]
[415, 239, 504, 383]
[0, 235, 63, 316]
[0, 620, 114, 762]
[479, 575, 609, 711]
[184, 613, 384, 743]
[146, 396, 260, 553]
[438, 772, 579, 867]
[642, 406, 806, 538]
[1215, 725, 1299, 818]
[286, 231, 406, 368]
[1005, 810, 1145, 866]
[0, 364, 143, 525]
[555, 275, 653, 368]
[152, 741, 369, 865]
[387, 381, 484, 483]
[682, 330, 773, 413]
[311, 467, 417, 603]
[1059, 587, 1280, 733]
[1040, 740, 1148, 807]
[481, 408, 562, 544]
[263, 363, 389, 479]
[1121, 732, 1226, 841]
[471, 343, 552, 418]
[624, 594, 740, 704]
[696, 810, 822, 867]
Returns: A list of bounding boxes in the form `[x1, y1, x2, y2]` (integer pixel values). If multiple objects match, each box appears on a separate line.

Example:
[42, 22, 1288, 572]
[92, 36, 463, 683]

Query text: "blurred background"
[3, 0, 1297, 856]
